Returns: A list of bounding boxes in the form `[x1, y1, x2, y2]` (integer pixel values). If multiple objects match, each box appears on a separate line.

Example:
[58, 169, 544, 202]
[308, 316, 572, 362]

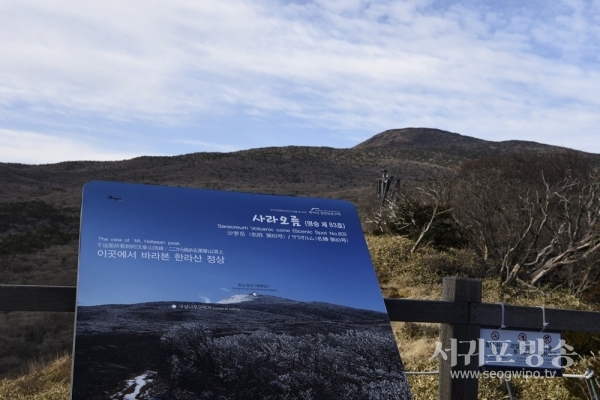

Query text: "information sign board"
[71, 181, 411, 399]
[480, 327, 563, 376]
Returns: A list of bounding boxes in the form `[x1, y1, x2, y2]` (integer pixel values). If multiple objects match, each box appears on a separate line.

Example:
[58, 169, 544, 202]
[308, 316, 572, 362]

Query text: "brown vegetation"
[369, 235, 600, 400]
[0, 354, 70, 399]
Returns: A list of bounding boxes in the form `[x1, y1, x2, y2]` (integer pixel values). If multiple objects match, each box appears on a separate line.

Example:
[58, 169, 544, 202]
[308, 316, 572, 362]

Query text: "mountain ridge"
[354, 127, 486, 148]
[216, 293, 298, 304]
[1, 127, 592, 211]
[353, 127, 567, 152]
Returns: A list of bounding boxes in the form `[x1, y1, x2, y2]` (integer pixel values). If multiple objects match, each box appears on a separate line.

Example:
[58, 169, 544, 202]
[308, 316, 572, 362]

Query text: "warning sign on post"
[480, 327, 569, 375]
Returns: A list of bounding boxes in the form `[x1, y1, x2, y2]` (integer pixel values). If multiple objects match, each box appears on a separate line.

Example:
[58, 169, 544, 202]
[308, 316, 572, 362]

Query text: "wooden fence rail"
[0, 285, 76, 312]
[3, 277, 600, 400]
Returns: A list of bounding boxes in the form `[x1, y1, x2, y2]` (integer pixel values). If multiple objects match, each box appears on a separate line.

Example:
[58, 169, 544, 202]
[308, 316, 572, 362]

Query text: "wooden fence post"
[438, 277, 482, 400]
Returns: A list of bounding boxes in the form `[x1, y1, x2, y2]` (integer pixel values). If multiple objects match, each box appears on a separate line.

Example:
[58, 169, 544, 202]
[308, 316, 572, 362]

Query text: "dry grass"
[0, 312, 73, 379]
[0, 355, 70, 400]
[367, 234, 600, 399]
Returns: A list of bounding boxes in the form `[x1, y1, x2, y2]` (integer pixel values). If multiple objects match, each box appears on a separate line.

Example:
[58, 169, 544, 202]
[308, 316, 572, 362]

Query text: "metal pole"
[586, 367, 600, 400]
[505, 377, 515, 400]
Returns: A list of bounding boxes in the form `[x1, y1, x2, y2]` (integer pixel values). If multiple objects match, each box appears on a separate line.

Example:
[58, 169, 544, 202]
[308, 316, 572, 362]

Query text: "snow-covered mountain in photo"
[216, 294, 258, 304]
[216, 293, 299, 304]
[72, 294, 406, 399]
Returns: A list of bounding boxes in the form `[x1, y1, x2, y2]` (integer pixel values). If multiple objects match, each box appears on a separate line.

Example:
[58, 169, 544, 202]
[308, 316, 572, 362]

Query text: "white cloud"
[175, 139, 241, 153]
[0, 128, 139, 164]
[0, 0, 599, 158]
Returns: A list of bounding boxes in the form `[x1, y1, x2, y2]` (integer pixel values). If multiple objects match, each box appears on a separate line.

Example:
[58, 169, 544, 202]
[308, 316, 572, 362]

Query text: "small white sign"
[480, 327, 563, 372]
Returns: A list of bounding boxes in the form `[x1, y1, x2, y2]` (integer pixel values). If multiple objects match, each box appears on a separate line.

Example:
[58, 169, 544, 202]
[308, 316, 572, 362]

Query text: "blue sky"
[78, 181, 386, 312]
[1, 0, 599, 164]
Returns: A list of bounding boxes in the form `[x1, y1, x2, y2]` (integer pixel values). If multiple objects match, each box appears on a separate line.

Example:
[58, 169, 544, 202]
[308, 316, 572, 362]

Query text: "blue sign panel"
[71, 181, 411, 399]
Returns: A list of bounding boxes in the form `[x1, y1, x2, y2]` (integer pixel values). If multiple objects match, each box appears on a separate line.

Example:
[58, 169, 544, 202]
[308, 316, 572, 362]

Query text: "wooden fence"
[2, 277, 600, 399]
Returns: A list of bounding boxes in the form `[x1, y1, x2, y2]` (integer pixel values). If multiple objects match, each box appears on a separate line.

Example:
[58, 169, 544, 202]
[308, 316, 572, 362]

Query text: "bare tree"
[527, 177, 600, 288]
[453, 152, 600, 291]
[367, 171, 460, 253]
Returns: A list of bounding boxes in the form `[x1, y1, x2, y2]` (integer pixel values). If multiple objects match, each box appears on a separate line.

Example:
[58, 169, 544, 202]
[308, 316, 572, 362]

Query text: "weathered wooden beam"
[0, 285, 76, 312]
[439, 277, 482, 400]
[384, 298, 467, 324]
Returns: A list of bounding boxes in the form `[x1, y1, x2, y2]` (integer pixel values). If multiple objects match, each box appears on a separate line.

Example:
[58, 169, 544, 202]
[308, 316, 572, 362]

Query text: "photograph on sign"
[480, 327, 565, 376]
[71, 181, 411, 399]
